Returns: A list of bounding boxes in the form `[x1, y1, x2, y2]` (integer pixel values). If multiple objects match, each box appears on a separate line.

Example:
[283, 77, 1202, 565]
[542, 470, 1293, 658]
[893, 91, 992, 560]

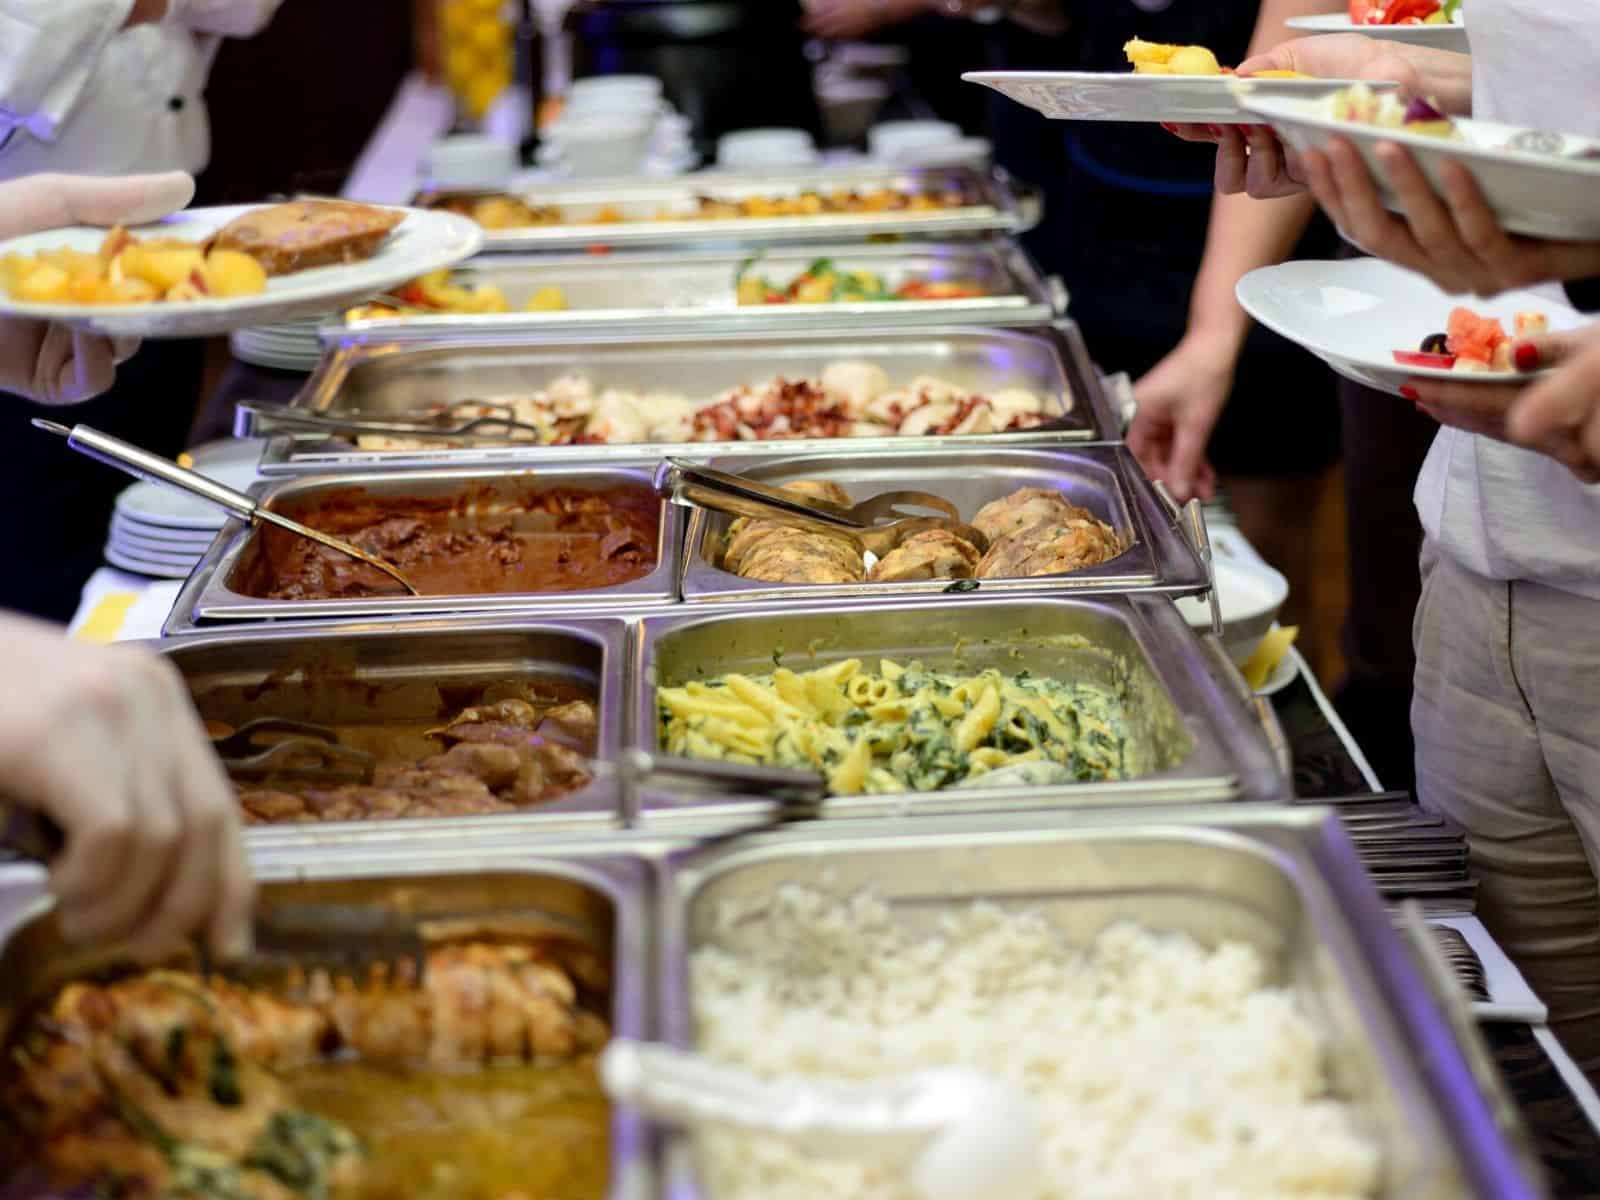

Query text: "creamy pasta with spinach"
[657, 658, 1132, 793]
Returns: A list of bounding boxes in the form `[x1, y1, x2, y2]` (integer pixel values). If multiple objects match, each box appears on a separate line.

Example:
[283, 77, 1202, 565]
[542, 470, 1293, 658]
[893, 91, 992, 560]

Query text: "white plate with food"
[0, 201, 483, 338]
[1175, 557, 1289, 666]
[1239, 86, 1600, 240]
[964, 66, 1392, 125]
[1237, 257, 1588, 396]
[1286, 10, 1469, 54]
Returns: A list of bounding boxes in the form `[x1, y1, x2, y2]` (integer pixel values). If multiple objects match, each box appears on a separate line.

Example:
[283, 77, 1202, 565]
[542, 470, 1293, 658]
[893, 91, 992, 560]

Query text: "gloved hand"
[169, 0, 287, 38]
[0, 172, 194, 406]
[0, 614, 254, 960]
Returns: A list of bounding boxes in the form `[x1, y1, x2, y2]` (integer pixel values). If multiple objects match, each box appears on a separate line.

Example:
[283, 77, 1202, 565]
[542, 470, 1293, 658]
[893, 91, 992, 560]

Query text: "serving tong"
[32, 420, 422, 596]
[237, 398, 551, 443]
[656, 458, 991, 557]
[210, 717, 378, 786]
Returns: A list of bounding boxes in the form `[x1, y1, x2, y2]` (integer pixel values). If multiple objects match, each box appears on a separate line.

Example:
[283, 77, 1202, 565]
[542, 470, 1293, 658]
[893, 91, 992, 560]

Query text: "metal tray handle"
[1152, 479, 1222, 638]
[1396, 902, 1546, 1188]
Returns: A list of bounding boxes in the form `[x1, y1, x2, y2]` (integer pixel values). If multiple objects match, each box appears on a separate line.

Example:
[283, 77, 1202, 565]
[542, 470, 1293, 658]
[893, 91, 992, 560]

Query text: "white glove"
[169, 0, 287, 38]
[0, 614, 254, 959]
[0, 172, 194, 406]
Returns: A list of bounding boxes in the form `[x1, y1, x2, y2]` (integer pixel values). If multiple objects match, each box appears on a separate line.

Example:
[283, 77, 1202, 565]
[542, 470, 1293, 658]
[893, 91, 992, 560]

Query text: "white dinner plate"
[1285, 13, 1469, 53]
[1238, 93, 1600, 240]
[112, 438, 263, 529]
[0, 205, 482, 338]
[962, 70, 1394, 124]
[1236, 257, 1589, 397]
[109, 516, 218, 549]
[104, 542, 199, 579]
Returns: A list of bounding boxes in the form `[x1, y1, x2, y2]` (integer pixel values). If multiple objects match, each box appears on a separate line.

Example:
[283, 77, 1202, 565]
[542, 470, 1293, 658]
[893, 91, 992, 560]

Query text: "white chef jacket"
[0, 0, 218, 179]
[1413, 2, 1600, 599]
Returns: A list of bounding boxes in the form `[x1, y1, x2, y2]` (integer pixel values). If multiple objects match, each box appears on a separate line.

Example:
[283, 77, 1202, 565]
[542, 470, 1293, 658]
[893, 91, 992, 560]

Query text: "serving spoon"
[601, 1040, 1039, 1200]
[33, 420, 421, 596]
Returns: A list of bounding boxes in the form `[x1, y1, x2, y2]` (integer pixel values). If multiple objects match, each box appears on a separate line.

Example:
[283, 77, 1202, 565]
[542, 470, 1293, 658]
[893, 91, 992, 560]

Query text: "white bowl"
[423, 134, 518, 190]
[543, 114, 654, 178]
[569, 74, 662, 106]
[718, 127, 819, 169]
[891, 136, 992, 169]
[1174, 558, 1289, 665]
[868, 119, 960, 160]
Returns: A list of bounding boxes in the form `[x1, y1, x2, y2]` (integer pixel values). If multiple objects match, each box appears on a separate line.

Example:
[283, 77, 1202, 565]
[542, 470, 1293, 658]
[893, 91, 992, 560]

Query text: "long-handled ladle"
[33, 420, 420, 596]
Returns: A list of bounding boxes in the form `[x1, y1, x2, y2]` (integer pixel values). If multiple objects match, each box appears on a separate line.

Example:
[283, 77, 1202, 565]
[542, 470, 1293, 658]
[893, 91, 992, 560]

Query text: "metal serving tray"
[631, 593, 1283, 822]
[0, 849, 655, 1200]
[175, 463, 681, 625]
[145, 617, 626, 840]
[654, 806, 1544, 1200]
[680, 445, 1206, 604]
[416, 164, 1034, 253]
[248, 323, 1116, 476]
[333, 240, 1064, 343]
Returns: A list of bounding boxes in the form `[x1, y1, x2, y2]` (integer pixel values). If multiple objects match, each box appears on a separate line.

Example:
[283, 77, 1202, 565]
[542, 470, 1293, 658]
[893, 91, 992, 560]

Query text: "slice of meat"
[975, 516, 1124, 579]
[210, 200, 405, 276]
[738, 533, 864, 584]
[869, 528, 981, 582]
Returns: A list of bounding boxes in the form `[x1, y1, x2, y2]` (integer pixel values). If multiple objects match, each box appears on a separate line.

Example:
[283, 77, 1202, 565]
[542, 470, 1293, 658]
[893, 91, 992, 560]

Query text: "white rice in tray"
[690, 885, 1380, 1200]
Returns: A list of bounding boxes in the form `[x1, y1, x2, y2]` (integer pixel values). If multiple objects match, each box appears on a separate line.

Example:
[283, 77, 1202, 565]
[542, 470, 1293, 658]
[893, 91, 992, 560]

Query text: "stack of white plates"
[229, 315, 328, 372]
[104, 439, 263, 578]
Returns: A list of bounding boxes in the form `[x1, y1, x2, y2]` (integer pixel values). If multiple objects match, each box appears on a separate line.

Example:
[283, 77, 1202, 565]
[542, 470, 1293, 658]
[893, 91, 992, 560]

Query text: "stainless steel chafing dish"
[170, 463, 680, 626]
[144, 617, 627, 839]
[247, 323, 1117, 476]
[678, 445, 1206, 604]
[415, 164, 1036, 253]
[653, 806, 1545, 1199]
[0, 848, 655, 1200]
[630, 593, 1283, 822]
[332, 241, 1065, 343]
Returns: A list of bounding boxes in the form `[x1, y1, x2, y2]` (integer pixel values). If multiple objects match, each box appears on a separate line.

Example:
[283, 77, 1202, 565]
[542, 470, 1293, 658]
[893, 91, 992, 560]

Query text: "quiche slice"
[210, 199, 405, 276]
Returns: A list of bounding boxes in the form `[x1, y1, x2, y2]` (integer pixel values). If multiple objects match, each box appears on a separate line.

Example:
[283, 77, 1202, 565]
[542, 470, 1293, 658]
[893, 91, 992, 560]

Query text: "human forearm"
[1188, 193, 1316, 350]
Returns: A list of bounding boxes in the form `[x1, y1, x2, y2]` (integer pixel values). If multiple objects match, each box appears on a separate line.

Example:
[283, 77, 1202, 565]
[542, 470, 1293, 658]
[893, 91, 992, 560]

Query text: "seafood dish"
[221, 687, 598, 824]
[734, 257, 986, 306]
[432, 186, 971, 231]
[233, 485, 659, 601]
[658, 655, 1135, 794]
[716, 481, 1124, 586]
[1394, 307, 1548, 372]
[2, 938, 610, 1199]
[349, 362, 1053, 452]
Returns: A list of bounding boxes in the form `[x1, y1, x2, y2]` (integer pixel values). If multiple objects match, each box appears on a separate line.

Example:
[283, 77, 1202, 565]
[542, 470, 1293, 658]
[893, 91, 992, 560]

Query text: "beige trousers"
[1414, 540, 1600, 1080]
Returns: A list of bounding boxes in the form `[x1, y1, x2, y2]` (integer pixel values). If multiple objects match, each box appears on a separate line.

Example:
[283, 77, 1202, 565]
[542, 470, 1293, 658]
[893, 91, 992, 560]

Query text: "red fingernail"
[1399, 386, 1421, 401]
[1514, 342, 1540, 371]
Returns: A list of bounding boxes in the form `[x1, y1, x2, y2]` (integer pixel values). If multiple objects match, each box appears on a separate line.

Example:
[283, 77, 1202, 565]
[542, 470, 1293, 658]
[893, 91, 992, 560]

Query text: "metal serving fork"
[236, 399, 552, 443]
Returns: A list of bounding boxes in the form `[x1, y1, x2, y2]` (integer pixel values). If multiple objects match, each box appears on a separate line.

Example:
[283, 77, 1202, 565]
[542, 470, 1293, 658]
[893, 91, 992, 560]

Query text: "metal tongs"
[0, 802, 427, 979]
[656, 458, 990, 556]
[33, 420, 421, 596]
[601, 1040, 1039, 1200]
[211, 717, 377, 786]
[237, 399, 549, 444]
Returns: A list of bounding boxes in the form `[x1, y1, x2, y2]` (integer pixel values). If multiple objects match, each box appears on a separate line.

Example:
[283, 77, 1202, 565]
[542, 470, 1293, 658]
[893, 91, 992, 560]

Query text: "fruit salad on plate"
[1395, 308, 1548, 373]
[1349, 0, 1462, 25]
[1321, 83, 1459, 136]
[1124, 38, 1308, 78]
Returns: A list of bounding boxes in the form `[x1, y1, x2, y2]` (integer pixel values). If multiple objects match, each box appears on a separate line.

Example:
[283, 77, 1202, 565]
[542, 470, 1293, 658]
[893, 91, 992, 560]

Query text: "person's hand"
[802, 0, 921, 39]
[169, 0, 286, 38]
[1164, 34, 1423, 198]
[0, 616, 253, 960]
[1301, 139, 1600, 297]
[0, 172, 194, 406]
[1403, 324, 1600, 482]
[1127, 335, 1232, 502]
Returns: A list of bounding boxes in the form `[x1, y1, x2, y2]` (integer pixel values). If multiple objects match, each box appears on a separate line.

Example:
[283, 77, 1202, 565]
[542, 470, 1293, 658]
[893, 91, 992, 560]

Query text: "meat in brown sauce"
[235, 485, 659, 601]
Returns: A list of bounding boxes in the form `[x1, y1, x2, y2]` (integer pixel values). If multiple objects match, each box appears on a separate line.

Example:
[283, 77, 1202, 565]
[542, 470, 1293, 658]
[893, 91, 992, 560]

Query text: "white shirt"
[1414, 2, 1600, 598]
[0, 0, 279, 180]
